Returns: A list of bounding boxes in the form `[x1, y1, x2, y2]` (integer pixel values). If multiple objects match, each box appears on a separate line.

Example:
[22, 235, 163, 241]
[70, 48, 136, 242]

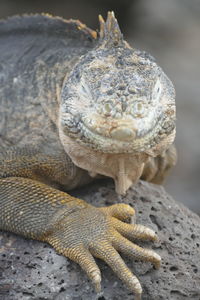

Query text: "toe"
[90, 241, 142, 296]
[100, 203, 135, 221]
[112, 231, 161, 269]
[112, 218, 159, 242]
[64, 246, 102, 293]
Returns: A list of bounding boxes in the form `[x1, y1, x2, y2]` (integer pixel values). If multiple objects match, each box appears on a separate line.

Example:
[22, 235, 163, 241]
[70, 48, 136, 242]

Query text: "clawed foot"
[46, 203, 160, 299]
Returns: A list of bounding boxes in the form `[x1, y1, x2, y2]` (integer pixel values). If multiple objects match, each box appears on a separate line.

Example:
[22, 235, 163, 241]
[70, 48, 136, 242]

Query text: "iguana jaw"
[59, 129, 149, 194]
[79, 113, 175, 153]
[60, 109, 176, 154]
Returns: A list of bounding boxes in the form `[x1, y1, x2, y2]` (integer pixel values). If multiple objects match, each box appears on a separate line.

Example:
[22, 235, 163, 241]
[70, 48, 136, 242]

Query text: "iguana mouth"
[81, 113, 138, 142]
[60, 108, 175, 154]
[76, 116, 175, 154]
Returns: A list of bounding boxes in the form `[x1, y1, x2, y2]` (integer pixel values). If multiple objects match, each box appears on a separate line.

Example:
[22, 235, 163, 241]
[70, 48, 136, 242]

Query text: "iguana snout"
[82, 112, 137, 142]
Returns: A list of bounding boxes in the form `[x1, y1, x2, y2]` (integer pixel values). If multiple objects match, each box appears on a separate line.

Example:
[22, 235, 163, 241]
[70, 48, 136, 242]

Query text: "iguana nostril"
[110, 127, 136, 141]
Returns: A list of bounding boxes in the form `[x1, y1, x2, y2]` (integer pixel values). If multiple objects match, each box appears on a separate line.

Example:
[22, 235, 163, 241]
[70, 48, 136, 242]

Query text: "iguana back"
[0, 14, 96, 150]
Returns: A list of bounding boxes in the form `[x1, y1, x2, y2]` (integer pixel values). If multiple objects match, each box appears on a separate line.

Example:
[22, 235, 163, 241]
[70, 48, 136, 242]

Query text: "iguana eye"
[105, 103, 112, 112]
[128, 86, 137, 94]
[102, 102, 116, 117]
[102, 102, 113, 116]
[132, 101, 146, 118]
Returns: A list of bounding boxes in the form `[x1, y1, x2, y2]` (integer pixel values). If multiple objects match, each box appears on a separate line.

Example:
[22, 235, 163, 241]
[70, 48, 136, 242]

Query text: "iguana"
[0, 12, 176, 299]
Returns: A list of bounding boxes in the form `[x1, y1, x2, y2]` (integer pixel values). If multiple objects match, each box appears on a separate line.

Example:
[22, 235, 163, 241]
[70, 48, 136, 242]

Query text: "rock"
[0, 180, 200, 300]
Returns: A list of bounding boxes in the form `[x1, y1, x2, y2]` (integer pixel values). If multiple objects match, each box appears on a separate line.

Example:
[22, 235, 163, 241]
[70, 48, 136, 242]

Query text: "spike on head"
[98, 11, 124, 47]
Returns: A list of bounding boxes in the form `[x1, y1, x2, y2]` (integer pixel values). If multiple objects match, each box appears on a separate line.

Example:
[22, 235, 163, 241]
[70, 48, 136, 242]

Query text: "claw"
[131, 213, 136, 224]
[151, 252, 161, 269]
[92, 272, 101, 293]
[135, 293, 142, 300]
[131, 224, 158, 242]
[137, 226, 159, 242]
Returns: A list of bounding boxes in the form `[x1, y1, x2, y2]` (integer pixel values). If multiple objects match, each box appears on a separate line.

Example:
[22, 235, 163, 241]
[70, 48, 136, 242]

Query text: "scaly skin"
[0, 145, 172, 299]
[0, 176, 160, 298]
[0, 11, 176, 299]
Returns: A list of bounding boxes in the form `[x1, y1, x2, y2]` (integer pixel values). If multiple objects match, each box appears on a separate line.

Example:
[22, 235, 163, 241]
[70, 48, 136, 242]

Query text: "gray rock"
[0, 180, 200, 300]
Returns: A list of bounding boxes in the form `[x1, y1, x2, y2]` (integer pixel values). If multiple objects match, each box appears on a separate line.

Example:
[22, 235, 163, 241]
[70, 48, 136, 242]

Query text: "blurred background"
[0, 0, 200, 214]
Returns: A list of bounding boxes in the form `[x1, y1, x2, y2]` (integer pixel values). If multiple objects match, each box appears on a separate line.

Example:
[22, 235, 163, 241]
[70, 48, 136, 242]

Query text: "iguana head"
[59, 12, 176, 194]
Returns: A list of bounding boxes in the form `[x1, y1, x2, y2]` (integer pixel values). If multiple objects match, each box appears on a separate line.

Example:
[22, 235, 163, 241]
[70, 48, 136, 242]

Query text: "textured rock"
[0, 180, 200, 300]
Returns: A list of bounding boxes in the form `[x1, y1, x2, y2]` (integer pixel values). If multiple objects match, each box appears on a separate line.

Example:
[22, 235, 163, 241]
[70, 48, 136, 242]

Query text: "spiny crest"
[98, 11, 125, 48]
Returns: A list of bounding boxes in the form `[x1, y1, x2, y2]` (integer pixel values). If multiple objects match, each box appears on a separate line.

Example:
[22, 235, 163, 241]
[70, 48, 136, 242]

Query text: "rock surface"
[0, 180, 200, 300]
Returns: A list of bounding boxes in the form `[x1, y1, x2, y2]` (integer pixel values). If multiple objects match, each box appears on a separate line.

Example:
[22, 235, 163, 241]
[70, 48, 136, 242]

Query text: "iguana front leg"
[0, 176, 160, 298]
[0, 145, 92, 190]
[0, 147, 160, 298]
